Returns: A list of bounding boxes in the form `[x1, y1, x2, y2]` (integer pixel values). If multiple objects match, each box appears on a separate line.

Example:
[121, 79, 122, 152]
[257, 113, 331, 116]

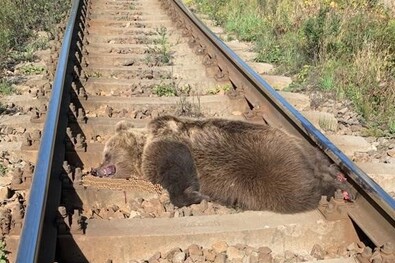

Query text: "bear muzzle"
[91, 165, 116, 177]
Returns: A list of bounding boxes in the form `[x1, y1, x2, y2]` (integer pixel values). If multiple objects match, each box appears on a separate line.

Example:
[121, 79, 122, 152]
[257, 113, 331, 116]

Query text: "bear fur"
[94, 115, 350, 213]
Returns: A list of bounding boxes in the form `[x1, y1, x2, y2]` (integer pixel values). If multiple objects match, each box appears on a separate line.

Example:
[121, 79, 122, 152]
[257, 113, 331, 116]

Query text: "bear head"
[91, 121, 144, 178]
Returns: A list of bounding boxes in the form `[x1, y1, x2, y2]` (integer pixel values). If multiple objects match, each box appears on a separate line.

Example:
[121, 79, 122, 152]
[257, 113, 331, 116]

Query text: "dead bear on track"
[92, 115, 351, 213]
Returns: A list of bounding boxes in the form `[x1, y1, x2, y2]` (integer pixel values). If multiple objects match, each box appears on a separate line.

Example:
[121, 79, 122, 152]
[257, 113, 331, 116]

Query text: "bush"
[190, 0, 395, 134]
[0, 0, 70, 66]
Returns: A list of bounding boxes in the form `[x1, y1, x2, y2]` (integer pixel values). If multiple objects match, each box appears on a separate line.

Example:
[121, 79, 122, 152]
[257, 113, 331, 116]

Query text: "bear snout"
[91, 165, 117, 177]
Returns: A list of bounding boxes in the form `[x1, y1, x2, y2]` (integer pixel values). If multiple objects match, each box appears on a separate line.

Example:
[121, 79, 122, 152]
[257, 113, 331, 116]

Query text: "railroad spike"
[57, 206, 69, 234]
[77, 108, 87, 123]
[195, 45, 206, 55]
[78, 87, 88, 100]
[70, 103, 76, 114]
[75, 133, 87, 152]
[70, 209, 85, 234]
[188, 37, 197, 48]
[214, 69, 229, 81]
[182, 28, 190, 37]
[203, 54, 216, 66]
[74, 167, 83, 185]
[66, 127, 73, 139]
[63, 161, 72, 175]
[71, 82, 78, 94]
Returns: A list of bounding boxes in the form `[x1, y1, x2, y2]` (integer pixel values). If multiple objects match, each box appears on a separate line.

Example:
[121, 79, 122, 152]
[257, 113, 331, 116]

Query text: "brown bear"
[92, 115, 351, 213]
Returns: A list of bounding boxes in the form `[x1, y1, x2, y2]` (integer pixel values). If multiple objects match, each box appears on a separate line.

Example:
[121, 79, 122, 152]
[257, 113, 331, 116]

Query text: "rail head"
[15, 0, 81, 262]
[170, 0, 395, 223]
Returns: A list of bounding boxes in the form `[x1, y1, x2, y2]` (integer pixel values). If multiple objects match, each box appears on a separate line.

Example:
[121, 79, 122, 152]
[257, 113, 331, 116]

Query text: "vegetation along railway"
[0, 0, 394, 262]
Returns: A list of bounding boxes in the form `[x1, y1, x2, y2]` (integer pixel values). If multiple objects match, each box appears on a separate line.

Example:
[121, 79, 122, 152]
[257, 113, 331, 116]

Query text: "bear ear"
[116, 121, 134, 132]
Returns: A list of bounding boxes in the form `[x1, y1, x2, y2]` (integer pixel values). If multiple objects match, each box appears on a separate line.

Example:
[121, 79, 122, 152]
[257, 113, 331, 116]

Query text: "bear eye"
[104, 153, 110, 160]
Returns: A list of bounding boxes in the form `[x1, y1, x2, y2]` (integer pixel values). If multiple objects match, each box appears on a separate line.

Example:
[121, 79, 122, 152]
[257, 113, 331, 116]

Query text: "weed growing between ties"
[145, 26, 173, 66]
[153, 82, 178, 97]
[153, 78, 202, 117]
[177, 84, 203, 118]
[176, 92, 203, 118]
[207, 83, 232, 95]
[190, 0, 395, 135]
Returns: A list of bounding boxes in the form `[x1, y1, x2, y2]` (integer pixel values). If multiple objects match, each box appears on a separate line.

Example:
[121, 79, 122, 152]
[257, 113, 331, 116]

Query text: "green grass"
[19, 64, 45, 75]
[207, 83, 232, 94]
[145, 26, 173, 66]
[190, 0, 395, 135]
[0, 240, 8, 263]
[153, 82, 194, 97]
[153, 83, 178, 97]
[0, 164, 7, 177]
[0, 80, 14, 95]
[389, 119, 395, 134]
[0, 0, 70, 69]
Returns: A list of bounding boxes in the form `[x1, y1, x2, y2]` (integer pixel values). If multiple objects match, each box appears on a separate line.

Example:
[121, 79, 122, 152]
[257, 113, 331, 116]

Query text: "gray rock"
[213, 253, 226, 263]
[203, 249, 216, 262]
[148, 252, 161, 262]
[0, 187, 11, 200]
[310, 244, 325, 260]
[172, 252, 186, 263]
[226, 246, 244, 260]
[212, 241, 228, 254]
[163, 247, 182, 260]
[187, 244, 202, 256]
[248, 252, 259, 263]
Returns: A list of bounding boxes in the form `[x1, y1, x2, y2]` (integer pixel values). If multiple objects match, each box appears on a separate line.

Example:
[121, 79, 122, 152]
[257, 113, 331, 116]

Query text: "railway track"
[1, 0, 394, 262]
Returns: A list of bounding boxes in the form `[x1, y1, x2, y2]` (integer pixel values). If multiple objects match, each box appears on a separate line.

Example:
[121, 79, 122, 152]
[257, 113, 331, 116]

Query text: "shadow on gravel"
[55, 8, 90, 261]
[55, 165, 89, 262]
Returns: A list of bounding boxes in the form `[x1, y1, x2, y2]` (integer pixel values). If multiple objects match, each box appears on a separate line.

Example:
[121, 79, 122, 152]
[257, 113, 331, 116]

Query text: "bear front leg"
[142, 138, 209, 207]
[169, 185, 210, 208]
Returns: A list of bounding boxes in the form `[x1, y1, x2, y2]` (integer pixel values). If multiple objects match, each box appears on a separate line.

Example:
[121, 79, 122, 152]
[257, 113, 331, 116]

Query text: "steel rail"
[15, 0, 81, 262]
[171, 0, 395, 223]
